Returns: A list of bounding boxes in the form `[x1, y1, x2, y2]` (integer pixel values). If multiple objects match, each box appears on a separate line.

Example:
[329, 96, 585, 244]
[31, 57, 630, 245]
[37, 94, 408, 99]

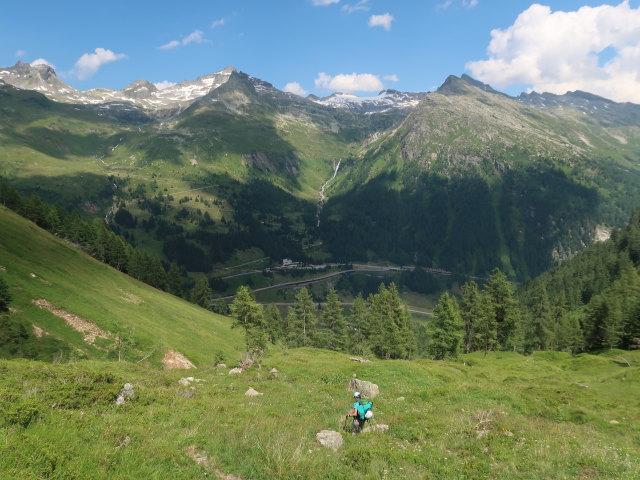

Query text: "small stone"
[245, 387, 263, 397]
[215, 363, 227, 369]
[396, 397, 405, 401]
[115, 383, 135, 405]
[609, 420, 619, 425]
[316, 430, 343, 451]
[186, 377, 195, 382]
[269, 368, 279, 374]
[229, 368, 243, 375]
[178, 378, 191, 386]
[504, 430, 514, 437]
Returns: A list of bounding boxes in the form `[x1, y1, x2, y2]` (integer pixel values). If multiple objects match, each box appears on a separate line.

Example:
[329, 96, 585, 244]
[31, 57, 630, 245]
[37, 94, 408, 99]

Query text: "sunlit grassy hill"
[1, 348, 638, 479]
[0, 206, 243, 364]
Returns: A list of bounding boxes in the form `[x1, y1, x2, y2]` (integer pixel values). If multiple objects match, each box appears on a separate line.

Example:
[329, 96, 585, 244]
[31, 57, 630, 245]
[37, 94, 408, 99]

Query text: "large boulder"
[316, 430, 343, 451]
[348, 378, 379, 399]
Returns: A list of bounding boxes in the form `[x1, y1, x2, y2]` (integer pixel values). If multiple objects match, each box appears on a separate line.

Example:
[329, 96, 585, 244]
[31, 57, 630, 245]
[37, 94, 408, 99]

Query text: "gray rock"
[229, 368, 243, 375]
[178, 378, 191, 386]
[215, 363, 227, 369]
[316, 430, 343, 451]
[362, 424, 389, 434]
[269, 368, 279, 374]
[348, 378, 379, 399]
[115, 383, 134, 405]
[245, 387, 263, 397]
[396, 396, 405, 401]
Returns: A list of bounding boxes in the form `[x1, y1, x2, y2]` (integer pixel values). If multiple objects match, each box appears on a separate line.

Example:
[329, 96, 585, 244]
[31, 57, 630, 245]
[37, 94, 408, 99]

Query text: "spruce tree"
[428, 292, 463, 360]
[286, 287, 317, 347]
[486, 268, 520, 351]
[526, 284, 553, 352]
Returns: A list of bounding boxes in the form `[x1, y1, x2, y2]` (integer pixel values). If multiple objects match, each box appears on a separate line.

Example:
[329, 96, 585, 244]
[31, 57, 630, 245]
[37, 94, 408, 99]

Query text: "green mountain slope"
[0, 206, 243, 364]
[322, 75, 640, 279]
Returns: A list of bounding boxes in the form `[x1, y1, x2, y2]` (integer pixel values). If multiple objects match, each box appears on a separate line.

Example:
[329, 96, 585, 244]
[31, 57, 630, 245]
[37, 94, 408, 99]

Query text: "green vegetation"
[1, 349, 638, 479]
[0, 205, 243, 364]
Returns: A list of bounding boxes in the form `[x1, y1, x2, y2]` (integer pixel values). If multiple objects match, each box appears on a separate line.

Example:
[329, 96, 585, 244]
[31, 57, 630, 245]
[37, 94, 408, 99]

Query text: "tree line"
[228, 283, 416, 360]
[0, 182, 206, 303]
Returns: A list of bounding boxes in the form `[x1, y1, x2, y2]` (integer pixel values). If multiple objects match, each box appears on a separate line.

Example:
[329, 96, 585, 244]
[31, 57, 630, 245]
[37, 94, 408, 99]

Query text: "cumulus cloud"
[368, 13, 394, 31]
[342, 0, 369, 13]
[15, 50, 26, 57]
[312, 0, 340, 6]
[315, 72, 383, 92]
[384, 74, 399, 82]
[159, 29, 207, 50]
[71, 48, 126, 80]
[283, 82, 308, 96]
[31, 58, 56, 70]
[212, 18, 225, 28]
[466, 2, 640, 103]
[154, 81, 176, 90]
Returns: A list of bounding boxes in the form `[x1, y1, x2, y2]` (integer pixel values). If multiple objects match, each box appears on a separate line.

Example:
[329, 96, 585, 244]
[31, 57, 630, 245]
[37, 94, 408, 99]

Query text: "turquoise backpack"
[356, 399, 373, 420]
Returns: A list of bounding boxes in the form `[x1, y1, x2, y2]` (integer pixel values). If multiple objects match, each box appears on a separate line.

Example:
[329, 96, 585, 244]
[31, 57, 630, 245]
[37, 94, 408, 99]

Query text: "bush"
[0, 276, 10, 311]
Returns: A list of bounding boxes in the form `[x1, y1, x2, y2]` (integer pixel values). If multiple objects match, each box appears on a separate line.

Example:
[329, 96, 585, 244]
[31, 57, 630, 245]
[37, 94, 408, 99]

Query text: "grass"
[0, 206, 244, 365]
[0, 349, 638, 479]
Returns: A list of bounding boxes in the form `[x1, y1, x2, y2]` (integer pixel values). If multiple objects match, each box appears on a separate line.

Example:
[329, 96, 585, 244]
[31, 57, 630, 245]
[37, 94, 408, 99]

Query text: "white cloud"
[283, 82, 308, 96]
[342, 0, 369, 13]
[154, 81, 176, 90]
[466, 2, 640, 103]
[368, 13, 394, 31]
[212, 18, 225, 28]
[31, 58, 56, 70]
[315, 72, 383, 92]
[15, 50, 26, 57]
[312, 0, 340, 5]
[72, 48, 127, 80]
[159, 29, 207, 50]
[384, 74, 399, 82]
[438, 0, 478, 9]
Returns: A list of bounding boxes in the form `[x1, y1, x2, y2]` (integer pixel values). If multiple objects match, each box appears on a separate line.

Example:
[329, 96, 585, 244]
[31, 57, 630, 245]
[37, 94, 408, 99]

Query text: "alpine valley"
[3, 62, 640, 289]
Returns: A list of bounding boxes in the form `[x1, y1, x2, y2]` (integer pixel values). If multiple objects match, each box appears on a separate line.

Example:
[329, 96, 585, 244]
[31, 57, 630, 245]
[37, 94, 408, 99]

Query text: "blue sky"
[2, 1, 640, 102]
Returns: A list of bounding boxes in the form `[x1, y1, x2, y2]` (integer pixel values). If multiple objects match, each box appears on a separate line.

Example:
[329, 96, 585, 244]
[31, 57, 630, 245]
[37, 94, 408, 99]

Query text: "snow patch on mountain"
[310, 89, 426, 113]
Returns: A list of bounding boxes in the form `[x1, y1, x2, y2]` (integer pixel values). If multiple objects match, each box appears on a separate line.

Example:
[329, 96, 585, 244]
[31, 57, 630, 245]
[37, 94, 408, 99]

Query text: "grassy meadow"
[0, 348, 638, 479]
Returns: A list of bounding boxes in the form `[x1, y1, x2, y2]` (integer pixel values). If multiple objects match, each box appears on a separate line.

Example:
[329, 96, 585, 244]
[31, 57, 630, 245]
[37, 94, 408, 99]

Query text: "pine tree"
[486, 268, 520, 351]
[190, 274, 212, 309]
[0, 276, 11, 311]
[428, 292, 463, 360]
[286, 287, 317, 347]
[230, 286, 267, 354]
[322, 289, 346, 351]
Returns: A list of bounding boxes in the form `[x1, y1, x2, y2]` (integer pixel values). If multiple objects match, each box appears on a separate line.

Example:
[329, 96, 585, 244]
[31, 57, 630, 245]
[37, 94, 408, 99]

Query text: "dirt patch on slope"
[185, 446, 242, 480]
[161, 350, 196, 370]
[119, 289, 143, 304]
[32, 325, 48, 338]
[32, 299, 111, 344]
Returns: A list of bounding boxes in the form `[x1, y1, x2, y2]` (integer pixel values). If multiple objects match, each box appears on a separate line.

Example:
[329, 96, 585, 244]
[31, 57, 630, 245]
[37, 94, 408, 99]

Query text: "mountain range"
[2, 61, 640, 281]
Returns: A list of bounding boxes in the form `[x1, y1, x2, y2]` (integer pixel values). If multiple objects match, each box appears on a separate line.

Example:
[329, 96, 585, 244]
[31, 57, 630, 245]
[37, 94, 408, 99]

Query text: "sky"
[2, 0, 640, 102]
